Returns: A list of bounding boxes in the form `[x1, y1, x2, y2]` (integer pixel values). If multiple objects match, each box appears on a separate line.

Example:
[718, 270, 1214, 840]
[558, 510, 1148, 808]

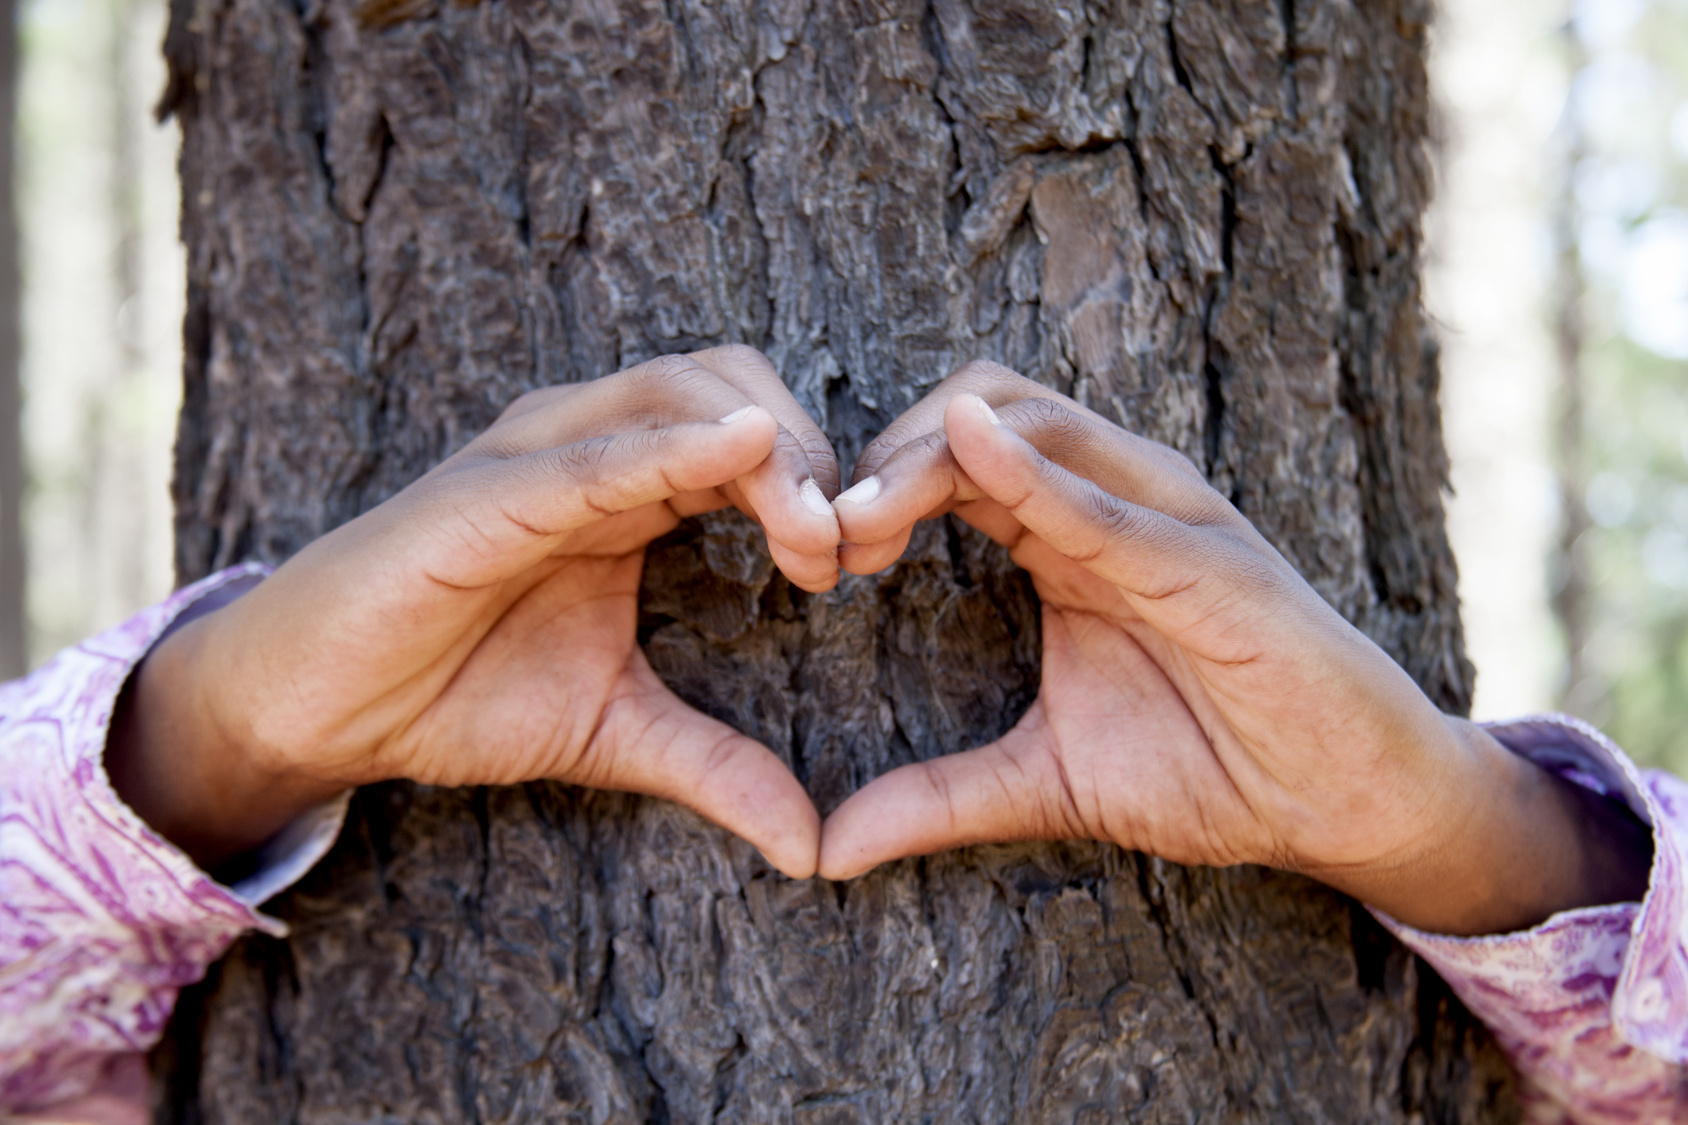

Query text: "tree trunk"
[153, 0, 1519, 1120]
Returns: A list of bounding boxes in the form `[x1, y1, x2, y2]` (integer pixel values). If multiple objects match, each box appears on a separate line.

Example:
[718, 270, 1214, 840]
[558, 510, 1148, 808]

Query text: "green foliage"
[1566, 0, 1688, 772]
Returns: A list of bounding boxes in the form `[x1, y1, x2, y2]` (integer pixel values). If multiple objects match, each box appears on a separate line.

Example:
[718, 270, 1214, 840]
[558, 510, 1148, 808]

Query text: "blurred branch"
[1552, 18, 1591, 715]
[0, 0, 23, 679]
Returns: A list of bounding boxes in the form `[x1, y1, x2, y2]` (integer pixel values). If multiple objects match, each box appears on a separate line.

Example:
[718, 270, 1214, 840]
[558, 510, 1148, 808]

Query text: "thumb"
[591, 654, 821, 879]
[817, 710, 1081, 880]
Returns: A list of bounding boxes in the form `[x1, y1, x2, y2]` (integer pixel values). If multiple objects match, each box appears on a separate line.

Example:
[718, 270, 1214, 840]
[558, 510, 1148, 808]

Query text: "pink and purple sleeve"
[1377, 714, 1688, 1122]
[0, 564, 348, 1122]
[5, 583, 1688, 1125]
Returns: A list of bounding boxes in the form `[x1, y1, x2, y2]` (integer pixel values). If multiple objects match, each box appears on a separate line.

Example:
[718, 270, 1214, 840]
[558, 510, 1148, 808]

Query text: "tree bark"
[0, 0, 23, 681]
[153, 0, 1519, 1120]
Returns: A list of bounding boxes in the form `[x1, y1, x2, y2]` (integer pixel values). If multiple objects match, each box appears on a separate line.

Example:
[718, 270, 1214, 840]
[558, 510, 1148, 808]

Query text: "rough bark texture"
[154, 0, 1518, 1120]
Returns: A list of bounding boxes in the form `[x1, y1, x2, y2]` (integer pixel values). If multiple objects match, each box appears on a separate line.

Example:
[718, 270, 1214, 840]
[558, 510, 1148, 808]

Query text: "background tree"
[153, 0, 1519, 1119]
[0, 0, 20, 680]
[1540, 0, 1688, 776]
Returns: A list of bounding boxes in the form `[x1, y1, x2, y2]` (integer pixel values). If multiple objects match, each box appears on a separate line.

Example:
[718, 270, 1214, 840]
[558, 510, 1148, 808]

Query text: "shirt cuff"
[227, 789, 351, 908]
[1374, 713, 1688, 1066]
[11, 562, 348, 940]
[109, 563, 352, 924]
[131, 566, 352, 910]
[0, 564, 356, 1113]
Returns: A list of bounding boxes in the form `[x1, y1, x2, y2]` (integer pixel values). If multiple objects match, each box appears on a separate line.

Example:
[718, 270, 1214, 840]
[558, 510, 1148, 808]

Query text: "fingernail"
[835, 476, 881, 507]
[800, 479, 833, 518]
[976, 398, 1001, 425]
[718, 405, 757, 424]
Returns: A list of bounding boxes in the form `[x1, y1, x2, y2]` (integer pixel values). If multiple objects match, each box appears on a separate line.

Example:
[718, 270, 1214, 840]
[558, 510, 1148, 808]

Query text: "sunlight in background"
[18, 0, 180, 665]
[1429, 0, 1566, 722]
[1547, 0, 1688, 775]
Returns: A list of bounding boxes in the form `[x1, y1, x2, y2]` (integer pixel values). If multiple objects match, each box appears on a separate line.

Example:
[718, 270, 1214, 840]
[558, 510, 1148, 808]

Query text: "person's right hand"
[107, 346, 837, 878]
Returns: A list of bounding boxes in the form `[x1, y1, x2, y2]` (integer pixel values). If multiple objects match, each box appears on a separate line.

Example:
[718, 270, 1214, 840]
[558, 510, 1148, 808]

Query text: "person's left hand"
[817, 362, 1652, 935]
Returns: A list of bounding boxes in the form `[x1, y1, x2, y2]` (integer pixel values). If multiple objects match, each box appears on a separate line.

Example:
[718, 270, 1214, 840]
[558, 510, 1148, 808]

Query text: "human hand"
[819, 362, 1651, 934]
[107, 346, 837, 878]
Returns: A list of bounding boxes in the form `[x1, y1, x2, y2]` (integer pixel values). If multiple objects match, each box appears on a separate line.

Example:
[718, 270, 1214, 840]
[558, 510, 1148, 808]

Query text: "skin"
[108, 349, 1650, 935]
[821, 361, 1652, 935]
[106, 347, 840, 879]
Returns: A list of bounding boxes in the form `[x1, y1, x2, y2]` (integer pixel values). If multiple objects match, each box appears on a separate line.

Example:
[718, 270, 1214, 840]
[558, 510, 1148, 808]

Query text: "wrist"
[107, 598, 345, 873]
[1327, 716, 1652, 935]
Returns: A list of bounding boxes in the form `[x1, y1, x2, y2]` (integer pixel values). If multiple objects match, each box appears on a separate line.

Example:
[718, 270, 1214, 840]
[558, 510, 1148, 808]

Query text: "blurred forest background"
[13, 0, 177, 666]
[7, 0, 1688, 774]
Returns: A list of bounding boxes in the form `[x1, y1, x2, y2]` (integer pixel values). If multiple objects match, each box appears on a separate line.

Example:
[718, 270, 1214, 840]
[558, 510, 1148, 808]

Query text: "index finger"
[836, 393, 1240, 575]
[689, 346, 843, 590]
[691, 345, 840, 493]
[850, 359, 1068, 482]
[942, 395, 1277, 621]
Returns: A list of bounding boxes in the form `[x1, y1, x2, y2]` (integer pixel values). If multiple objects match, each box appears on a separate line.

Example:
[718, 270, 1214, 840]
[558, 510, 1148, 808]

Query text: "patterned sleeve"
[0, 564, 350, 1121]
[1375, 714, 1688, 1123]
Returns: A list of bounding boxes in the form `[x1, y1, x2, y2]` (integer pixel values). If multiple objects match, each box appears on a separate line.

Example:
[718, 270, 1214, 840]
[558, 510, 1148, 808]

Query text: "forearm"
[0, 565, 331, 1116]
[1318, 717, 1652, 937]
[1366, 717, 1688, 1124]
[104, 607, 345, 873]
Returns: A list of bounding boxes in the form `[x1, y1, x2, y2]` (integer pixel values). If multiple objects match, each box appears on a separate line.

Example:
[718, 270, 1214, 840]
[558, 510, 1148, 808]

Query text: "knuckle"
[642, 352, 703, 380]
[653, 358, 733, 409]
[942, 358, 1025, 393]
[871, 428, 954, 484]
[796, 427, 835, 460]
[546, 429, 671, 513]
[1081, 496, 1161, 562]
[1091, 494, 1140, 540]
[1173, 450, 1204, 479]
[631, 353, 722, 402]
[855, 429, 914, 477]
[1011, 396, 1085, 442]
[471, 427, 529, 463]
[792, 428, 840, 479]
[555, 430, 654, 489]
[909, 427, 953, 461]
[550, 436, 611, 482]
[696, 342, 770, 370]
[500, 383, 562, 417]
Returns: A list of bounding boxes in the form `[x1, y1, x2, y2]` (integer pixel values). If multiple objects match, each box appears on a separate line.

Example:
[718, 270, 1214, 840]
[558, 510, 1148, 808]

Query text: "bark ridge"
[155, 0, 1514, 1120]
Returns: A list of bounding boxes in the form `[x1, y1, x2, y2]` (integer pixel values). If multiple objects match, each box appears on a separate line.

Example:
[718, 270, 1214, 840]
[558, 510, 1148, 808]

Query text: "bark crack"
[1165, 18, 1195, 95]
[1132, 859, 1223, 1054]
[1202, 145, 1238, 493]
[161, 0, 1497, 1115]
[1281, 0, 1302, 122]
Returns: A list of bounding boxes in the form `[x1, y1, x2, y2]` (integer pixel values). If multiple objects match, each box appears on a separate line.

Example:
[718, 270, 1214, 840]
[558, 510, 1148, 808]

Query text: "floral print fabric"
[1, 575, 1685, 1123]
[1380, 714, 1688, 1121]
[0, 564, 345, 1121]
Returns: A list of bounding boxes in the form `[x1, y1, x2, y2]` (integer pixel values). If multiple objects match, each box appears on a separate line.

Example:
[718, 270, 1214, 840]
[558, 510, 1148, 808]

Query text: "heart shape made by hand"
[111, 348, 1642, 937]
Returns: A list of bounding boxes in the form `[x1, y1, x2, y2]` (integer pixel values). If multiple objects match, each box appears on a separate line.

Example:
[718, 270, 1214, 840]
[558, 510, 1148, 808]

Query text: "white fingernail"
[801, 479, 833, 518]
[718, 405, 757, 424]
[978, 399, 1001, 425]
[835, 476, 881, 506]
